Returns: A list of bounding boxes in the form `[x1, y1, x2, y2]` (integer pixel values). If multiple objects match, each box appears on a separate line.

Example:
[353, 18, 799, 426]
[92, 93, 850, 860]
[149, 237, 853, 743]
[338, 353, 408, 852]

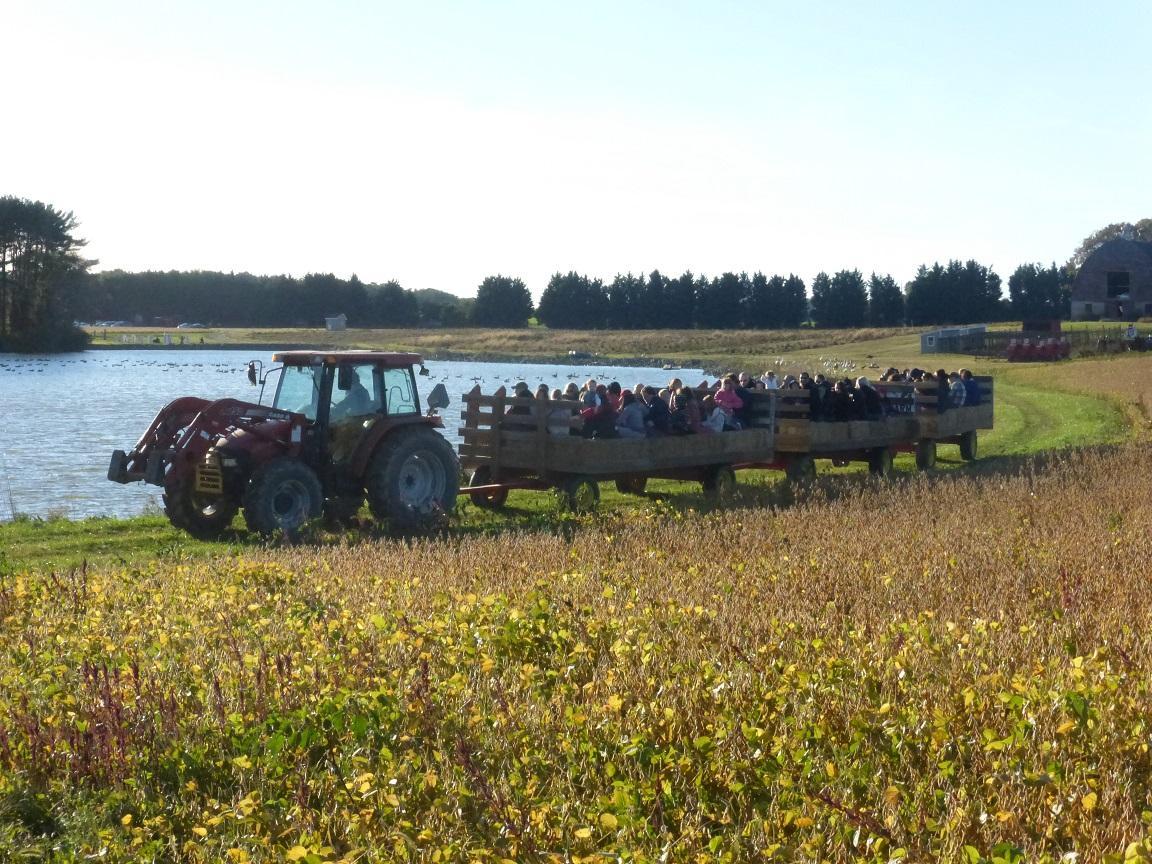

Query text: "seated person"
[641, 386, 672, 435]
[714, 378, 744, 429]
[547, 388, 574, 435]
[615, 391, 647, 438]
[606, 381, 623, 409]
[674, 386, 707, 433]
[730, 374, 754, 425]
[948, 372, 967, 407]
[823, 379, 853, 421]
[960, 369, 981, 406]
[854, 377, 884, 420]
[581, 385, 618, 438]
[330, 368, 374, 422]
[700, 394, 728, 432]
[508, 381, 533, 417]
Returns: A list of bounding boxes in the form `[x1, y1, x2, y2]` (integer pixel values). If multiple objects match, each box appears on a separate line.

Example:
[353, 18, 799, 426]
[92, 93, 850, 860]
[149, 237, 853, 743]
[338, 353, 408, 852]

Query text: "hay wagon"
[454, 377, 994, 510]
[456, 385, 778, 510]
[773, 376, 995, 478]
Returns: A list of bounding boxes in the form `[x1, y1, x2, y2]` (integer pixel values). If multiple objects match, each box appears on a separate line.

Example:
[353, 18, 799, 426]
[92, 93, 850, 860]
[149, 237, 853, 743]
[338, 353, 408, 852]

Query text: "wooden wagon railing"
[458, 386, 777, 481]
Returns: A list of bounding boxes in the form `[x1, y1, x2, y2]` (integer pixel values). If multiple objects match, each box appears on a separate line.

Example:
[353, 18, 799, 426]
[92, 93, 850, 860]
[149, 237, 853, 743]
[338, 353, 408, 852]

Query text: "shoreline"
[81, 342, 717, 373]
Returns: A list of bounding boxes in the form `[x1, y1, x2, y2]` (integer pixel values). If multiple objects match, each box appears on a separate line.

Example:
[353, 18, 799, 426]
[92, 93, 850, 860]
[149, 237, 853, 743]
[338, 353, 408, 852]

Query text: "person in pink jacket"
[713, 378, 744, 429]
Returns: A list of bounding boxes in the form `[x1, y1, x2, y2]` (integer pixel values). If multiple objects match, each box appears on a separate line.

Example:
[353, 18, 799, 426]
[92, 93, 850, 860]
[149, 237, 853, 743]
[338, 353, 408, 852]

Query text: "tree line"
[8, 195, 1127, 351]
[72, 261, 1078, 332]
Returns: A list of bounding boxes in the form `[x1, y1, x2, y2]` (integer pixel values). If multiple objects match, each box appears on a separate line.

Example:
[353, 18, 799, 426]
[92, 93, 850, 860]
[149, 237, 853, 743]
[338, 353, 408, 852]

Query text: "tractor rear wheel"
[242, 458, 323, 536]
[163, 474, 238, 540]
[367, 428, 460, 529]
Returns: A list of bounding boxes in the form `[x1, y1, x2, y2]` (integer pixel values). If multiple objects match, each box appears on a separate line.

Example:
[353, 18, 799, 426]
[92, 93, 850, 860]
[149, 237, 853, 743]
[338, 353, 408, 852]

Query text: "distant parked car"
[177, 322, 208, 329]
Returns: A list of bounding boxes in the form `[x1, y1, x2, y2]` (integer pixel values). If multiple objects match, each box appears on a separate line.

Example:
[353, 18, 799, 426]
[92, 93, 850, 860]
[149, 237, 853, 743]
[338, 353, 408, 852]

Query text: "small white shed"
[324, 313, 347, 331]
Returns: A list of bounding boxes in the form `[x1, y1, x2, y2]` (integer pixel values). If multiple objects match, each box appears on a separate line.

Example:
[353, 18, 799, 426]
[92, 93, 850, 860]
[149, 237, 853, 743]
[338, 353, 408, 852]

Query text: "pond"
[0, 350, 703, 521]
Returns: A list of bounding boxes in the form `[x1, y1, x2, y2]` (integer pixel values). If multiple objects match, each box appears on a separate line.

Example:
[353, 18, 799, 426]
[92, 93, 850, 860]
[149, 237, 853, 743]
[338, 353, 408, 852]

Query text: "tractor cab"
[269, 352, 422, 426]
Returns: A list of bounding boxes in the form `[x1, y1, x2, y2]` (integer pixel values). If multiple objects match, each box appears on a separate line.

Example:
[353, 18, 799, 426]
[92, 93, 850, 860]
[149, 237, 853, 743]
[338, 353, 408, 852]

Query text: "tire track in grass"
[984, 380, 1127, 456]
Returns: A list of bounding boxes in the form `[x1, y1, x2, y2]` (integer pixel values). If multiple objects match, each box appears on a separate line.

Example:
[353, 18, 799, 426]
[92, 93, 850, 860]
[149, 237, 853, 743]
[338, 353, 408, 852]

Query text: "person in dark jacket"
[641, 386, 672, 435]
[854, 377, 884, 420]
[960, 369, 981, 406]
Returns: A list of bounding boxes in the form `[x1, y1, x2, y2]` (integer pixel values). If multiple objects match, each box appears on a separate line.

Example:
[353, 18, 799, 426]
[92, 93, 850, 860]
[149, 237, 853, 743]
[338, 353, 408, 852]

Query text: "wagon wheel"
[468, 465, 508, 510]
[702, 465, 737, 500]
[868, 447, 894, 478]
[915, 438, 937, 470]
[959, 430, 978, 461]
[614, 475, 648, 496]
[557, 476, 600, 513]
[784, 455, 817, 485]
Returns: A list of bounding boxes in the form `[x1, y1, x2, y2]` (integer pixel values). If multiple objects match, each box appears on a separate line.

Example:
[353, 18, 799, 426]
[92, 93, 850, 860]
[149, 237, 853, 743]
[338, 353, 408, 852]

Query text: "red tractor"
[108, 351, 459, 537]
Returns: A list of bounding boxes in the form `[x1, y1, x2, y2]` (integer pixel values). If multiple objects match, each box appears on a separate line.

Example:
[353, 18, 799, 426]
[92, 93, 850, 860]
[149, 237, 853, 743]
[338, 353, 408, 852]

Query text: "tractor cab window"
[383, 368, 418, 415]
[330, 363, 382, 423]
[274, 365, 322, 420]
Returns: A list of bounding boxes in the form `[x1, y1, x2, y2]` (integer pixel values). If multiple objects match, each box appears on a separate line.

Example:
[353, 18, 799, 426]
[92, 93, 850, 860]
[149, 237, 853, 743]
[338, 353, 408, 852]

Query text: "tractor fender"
[348, 415, 444, 479]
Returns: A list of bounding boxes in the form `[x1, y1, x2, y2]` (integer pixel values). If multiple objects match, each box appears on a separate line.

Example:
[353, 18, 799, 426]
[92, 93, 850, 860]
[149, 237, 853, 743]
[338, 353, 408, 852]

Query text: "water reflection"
[0, 350, 703, 520]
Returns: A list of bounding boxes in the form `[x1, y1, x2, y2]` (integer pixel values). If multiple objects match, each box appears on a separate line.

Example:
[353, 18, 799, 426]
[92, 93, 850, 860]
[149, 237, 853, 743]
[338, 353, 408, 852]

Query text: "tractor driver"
[330, 367, 374, 423]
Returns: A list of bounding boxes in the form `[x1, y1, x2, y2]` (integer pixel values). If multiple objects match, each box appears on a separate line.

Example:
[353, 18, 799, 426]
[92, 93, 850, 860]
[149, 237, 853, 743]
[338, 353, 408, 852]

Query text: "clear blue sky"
[6, 1, 1150, 298]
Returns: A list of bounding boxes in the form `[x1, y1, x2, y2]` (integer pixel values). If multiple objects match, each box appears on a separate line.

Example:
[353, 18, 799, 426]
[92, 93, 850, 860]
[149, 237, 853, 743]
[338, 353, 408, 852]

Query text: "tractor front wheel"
[243, 458, 323, 536]
[367, 429, 460, 529]
[163, 474, 238, 540]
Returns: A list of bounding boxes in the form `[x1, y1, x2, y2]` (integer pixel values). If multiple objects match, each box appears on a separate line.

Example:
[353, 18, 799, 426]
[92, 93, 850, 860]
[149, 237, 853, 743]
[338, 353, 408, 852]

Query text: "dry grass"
[2, 447, 1151, 861]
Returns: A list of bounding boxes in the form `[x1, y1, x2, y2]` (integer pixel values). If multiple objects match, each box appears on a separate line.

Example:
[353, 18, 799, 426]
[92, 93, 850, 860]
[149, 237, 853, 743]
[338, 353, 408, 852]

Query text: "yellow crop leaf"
[884, 786, 901, 807]
[794, 816, 814, 828]
[995, 810, 1013, 823]
[286, 847, 308, 861]
[1082, 792, 1098, 812]
[599, 812, 618, 830]
[120, 814, 133, 826]
[232, 755, 253, 770]
[1056, 720, 1076, 735]
[575, 827, 593, 839]
[825, 761, 837, 779]
[606, 694, 624, 713]
[192, 826, 208, 838]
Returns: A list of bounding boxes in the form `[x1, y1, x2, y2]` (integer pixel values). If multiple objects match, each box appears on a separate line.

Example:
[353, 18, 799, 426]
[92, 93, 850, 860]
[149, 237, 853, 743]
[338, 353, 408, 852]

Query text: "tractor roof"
[272, 350, 424, 367]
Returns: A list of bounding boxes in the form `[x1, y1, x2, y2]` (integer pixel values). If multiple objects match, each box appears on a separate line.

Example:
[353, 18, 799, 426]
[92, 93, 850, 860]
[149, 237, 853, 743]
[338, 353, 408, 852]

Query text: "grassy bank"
[2, 446, 1151, 861]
